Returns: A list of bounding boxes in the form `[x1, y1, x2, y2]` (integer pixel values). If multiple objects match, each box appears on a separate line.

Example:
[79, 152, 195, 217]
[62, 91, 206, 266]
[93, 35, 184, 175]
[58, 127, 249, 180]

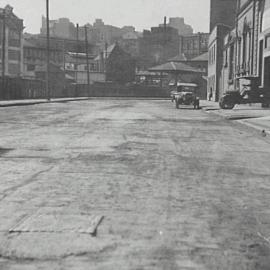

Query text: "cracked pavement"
[0, 100, 270, 269]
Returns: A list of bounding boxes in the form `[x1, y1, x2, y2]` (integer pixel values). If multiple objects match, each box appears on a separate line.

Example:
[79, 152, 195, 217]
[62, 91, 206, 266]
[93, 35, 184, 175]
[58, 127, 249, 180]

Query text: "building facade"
[210, 0, 238, 32]
[23, 39, 63, 79]
[64, 52, 105, 84]
[138, 26, 180, 69]
[118, 31, 140, 58]
[0, 5, 24, 78]
[180, 33, 209, 60]
[159, 17, 193, 35]
[95, 43, 135, 83]
[258, 0, 270, 91]
[208, 0, 239, 101]
[218, 0, 270, 100]
[40, 16, 76, 39]
[208, 24, 231, 101]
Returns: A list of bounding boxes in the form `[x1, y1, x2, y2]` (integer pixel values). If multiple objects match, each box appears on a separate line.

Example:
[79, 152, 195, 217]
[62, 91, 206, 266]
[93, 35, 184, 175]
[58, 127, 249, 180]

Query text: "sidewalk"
[201, 100, 270, 133]
[0, 97, 89, 107]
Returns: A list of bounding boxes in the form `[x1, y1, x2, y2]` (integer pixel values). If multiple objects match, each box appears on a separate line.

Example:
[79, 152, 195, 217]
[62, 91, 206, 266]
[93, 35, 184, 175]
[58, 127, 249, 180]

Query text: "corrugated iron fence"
[0, 77, 46, 100]
[0, 77, 169, 100]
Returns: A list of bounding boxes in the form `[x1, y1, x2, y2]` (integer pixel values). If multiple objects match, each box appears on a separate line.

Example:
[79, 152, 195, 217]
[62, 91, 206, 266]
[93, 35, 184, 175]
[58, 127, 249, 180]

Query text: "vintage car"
[170, 83, 200, 109]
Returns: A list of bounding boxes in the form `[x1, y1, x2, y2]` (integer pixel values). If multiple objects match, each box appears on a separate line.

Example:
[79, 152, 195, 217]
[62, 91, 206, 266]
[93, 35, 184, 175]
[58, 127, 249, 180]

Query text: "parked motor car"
[219, 80, 270, 109]
[170, 83, 200, 109]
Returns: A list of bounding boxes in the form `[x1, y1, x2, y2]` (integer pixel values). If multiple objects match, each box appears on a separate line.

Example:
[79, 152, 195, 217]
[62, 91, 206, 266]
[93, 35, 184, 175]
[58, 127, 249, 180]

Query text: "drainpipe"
[235, 1, 240, 90]
[1, 9, 6, 88]
[251, 0, 256, 75]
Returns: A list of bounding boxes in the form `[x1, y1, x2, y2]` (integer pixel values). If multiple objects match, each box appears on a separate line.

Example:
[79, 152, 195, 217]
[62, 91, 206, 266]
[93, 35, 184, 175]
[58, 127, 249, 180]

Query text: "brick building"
[179, 33, 209, 60]
[159, 17, 193, 35]
[95, 43, 135, 83]
[23, 38, 63, 79]
[118, 31, 141, 58]
[208, 0, 238, 101]
[40, 16, 76, 39]
[210, 0, 238, 32]
[0, 5, 24, 78]
[260, 0, 270, 92]
[64, 52, 105, 84]
[219, 0, 270, 100]
[208, 24, 231, 101]
[138, 26, 180, 70]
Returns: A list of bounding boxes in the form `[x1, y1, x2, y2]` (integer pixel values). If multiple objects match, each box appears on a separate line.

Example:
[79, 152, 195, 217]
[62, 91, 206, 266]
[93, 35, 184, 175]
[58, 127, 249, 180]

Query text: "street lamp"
[46, 0, 50, 101]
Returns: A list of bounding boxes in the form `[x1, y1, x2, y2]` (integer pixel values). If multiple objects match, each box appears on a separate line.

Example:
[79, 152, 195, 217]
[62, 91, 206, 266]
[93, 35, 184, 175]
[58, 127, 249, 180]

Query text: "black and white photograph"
[0, 0, 270, 269]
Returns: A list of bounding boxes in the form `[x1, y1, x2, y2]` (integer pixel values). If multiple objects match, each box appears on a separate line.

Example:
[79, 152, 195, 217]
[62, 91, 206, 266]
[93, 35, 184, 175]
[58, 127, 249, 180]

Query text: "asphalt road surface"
[0, 100, 270, 270]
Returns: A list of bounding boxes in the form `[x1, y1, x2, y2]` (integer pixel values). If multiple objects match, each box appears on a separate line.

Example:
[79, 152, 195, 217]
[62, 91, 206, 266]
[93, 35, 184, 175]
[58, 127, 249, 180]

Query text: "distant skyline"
[1, 0, 210, 33]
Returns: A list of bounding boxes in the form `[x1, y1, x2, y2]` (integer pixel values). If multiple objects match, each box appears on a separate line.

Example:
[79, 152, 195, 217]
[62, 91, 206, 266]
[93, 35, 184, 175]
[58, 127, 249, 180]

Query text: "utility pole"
[104, 42, 108, 81]
[84, 25, 90, 97]
[62, 39, 66, 94]
[46, 0, 50, 100]
[75, 23, 79, 95]
[1, 9, 6, 93]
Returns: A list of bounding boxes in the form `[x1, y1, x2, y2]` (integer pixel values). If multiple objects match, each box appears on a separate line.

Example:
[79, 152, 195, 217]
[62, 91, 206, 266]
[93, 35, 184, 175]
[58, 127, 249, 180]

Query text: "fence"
[0, 77, 169, 100]
[0, 77, 46, 100]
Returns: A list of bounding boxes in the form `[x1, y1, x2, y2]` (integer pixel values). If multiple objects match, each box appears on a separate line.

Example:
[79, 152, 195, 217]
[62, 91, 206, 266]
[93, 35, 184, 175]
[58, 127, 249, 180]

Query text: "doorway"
[264, 56, 270, 91]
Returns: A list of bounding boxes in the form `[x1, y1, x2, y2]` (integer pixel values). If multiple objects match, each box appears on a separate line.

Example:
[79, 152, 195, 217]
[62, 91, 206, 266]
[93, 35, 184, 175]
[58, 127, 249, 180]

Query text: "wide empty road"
[0, 100, 270, 270]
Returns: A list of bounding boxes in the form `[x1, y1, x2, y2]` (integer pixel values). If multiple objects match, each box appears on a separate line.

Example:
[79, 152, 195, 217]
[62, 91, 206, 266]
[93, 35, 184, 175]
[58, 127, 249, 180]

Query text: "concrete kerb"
[0, 97, 172, 108]
[0, 97, 90, 107]
[201, 101, 270, 135]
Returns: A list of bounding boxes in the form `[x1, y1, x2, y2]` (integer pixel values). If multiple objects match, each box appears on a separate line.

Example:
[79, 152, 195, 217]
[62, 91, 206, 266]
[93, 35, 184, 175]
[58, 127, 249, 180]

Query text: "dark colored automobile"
[219, 77, 270, 109]
[219, 88, 270, 109]
[170, 83, 200, 109]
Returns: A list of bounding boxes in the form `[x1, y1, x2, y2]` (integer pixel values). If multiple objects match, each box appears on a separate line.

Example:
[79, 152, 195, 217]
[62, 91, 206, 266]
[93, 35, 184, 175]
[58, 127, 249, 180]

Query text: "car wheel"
[175, 100, 179, 109]
[219, 97, 235, 109]
[262, 102, 270, 108]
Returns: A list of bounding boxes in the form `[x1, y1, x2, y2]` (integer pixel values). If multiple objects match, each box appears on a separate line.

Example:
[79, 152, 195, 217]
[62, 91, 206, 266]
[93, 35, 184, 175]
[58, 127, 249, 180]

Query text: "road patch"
[9, 214, 104, 236]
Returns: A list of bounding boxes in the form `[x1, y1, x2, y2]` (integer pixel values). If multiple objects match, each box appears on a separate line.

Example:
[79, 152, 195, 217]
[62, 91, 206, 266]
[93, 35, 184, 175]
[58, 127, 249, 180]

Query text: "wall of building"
[41, 16, 76, 39]
[208, 25, 231, 101]
[259, 0, 270, 90]
[180, 33, 209, 60]
[159, 17, 193, 35]
[0, 5, 24, 78]
[210, 0, 238, 32]
[138, 26, 180, 69]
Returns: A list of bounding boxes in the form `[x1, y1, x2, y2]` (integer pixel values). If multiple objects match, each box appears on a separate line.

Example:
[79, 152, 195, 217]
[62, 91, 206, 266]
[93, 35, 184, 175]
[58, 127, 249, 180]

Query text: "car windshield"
[177, 86, 196, 92]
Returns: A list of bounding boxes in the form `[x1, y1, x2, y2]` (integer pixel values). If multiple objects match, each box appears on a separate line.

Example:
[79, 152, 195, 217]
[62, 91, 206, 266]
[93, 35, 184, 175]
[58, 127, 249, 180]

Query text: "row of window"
[24, 48, 63, 62]
[0, 49, 21, 61]
[26, 63, 98, 72]
[65, 63, 97, 71]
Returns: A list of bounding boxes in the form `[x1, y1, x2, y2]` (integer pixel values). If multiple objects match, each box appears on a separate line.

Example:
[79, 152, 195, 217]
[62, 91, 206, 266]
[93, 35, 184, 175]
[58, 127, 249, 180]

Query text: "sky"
[1, 0, 210, 34]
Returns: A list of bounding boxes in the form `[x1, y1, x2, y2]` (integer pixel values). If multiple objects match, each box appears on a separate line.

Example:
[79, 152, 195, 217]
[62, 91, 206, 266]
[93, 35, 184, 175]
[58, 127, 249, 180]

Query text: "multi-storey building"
[23, 38, 63, 79]
[219, 0, 270, 100]
[95, 43, 135, 83]
[260, 0, 270, 91]
[208, 0, 238, 101]
[210, 0, 238, 32]
[0, 5, 24, 78]
[40, 16, 76, 39]
[159, 17, 193, 35]
[64, 52, 105, 84]
[138, 26, 180, 69]
[208, 25, 231, 101]
[118, 31, 141, 58]
[179, 33, 209, 60]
